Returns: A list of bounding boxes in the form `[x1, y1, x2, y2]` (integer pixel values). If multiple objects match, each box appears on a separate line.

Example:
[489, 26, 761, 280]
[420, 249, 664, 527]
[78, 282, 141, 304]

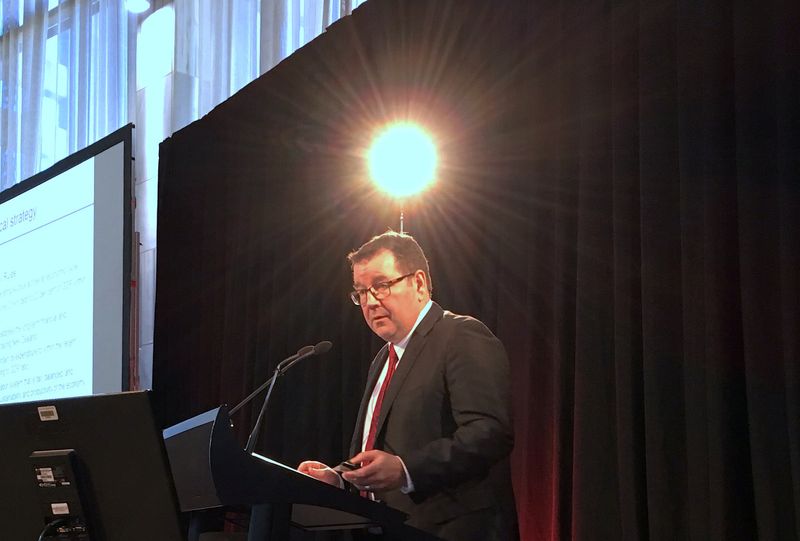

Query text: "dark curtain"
[153, 1, 799, 540]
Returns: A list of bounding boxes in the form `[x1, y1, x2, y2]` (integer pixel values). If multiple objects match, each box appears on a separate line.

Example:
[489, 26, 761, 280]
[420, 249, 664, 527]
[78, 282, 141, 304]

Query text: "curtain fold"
[514, 1, 800, 539]
[172, 0, 260, 130]
[735, 2, 800, 538]
[0, 0, 129, 188]
[1, 0, 45, 188]
[19, 1, 46, 181]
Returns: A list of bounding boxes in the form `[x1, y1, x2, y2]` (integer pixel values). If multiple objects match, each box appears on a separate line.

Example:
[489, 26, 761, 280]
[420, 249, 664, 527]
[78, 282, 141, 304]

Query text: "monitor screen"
[0, 391, 183, 540]
[0, 125, 133, 405]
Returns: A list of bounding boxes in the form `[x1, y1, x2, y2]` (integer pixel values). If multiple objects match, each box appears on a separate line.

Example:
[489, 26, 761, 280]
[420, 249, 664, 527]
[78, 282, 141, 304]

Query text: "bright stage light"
[367, 123, 437, 199]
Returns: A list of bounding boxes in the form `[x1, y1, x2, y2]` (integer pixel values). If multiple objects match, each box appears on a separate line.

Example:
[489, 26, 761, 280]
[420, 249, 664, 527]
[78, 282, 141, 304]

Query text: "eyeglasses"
[350, 273, 415, 306]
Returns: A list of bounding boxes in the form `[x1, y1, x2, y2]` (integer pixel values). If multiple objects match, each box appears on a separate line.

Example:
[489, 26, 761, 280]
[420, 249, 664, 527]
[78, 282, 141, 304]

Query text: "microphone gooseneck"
[243, 340, 332, 454]
[229, 344, 309, 416]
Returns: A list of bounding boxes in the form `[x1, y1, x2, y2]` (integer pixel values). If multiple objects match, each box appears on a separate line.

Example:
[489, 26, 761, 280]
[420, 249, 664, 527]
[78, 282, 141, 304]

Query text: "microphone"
[243, 340, 332, 454]
[276, 341, 332, 375]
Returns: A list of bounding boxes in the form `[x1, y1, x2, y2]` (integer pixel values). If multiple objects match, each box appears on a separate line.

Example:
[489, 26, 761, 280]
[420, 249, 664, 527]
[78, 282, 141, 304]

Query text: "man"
[299, 231, 517, 540]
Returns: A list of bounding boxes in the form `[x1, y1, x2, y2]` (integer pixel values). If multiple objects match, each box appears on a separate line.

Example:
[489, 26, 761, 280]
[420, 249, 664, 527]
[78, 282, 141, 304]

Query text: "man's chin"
[371, 321, 396, 341]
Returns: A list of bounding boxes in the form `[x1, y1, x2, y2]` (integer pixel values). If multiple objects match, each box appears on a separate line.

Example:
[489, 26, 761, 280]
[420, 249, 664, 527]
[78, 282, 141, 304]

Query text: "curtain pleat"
[0, 0, 129, 187]
[18, 1, 45, 181]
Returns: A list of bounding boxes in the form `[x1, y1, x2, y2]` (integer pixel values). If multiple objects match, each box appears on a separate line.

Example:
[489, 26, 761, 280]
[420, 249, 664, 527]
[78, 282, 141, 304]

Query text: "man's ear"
[414, 270, 428, 298]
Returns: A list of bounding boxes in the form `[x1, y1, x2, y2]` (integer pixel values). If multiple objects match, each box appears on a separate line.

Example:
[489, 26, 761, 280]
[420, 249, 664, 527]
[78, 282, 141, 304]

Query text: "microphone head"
[296, 345, 315, 356]
[313, 341, 333, 355]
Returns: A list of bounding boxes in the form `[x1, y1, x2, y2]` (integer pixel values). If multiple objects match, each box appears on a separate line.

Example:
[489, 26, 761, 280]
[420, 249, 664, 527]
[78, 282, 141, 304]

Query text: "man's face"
[352, 249, 426, 343]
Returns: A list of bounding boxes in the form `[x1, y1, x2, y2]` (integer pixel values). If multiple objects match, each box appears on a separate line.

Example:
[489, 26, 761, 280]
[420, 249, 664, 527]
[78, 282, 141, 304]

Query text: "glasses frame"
[350, 272, 415, 306]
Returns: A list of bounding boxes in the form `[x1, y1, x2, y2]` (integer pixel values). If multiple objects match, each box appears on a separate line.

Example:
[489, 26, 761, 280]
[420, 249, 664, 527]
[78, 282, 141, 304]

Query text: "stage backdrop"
[153, 1, 799, 539]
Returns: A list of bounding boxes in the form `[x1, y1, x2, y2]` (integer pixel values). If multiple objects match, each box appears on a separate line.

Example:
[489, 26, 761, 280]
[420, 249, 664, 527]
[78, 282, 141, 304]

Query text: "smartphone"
[333, 460, 360, 473]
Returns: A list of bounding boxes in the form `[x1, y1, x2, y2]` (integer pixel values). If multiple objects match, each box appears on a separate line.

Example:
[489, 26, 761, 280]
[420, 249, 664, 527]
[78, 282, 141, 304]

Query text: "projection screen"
[0, 124, 133, 404]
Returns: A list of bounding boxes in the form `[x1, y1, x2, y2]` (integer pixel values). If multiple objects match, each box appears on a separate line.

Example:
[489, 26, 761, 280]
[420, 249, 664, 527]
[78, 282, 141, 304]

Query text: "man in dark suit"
[299, 232, 517, 540]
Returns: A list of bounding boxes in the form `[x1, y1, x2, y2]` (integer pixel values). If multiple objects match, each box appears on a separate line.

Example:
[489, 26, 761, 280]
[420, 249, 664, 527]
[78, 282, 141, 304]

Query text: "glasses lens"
[372, 283, 390, 299]
[350, 291, 361, 305]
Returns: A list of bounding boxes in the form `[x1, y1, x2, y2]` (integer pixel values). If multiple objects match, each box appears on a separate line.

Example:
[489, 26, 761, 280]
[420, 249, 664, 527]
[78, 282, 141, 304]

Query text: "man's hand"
[341, 450, 406, 492]
[297, 461, 342, 487]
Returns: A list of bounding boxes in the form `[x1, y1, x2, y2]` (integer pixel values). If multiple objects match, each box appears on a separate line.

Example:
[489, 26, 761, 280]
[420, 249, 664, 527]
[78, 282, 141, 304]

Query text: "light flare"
[367, 123, 438, 199]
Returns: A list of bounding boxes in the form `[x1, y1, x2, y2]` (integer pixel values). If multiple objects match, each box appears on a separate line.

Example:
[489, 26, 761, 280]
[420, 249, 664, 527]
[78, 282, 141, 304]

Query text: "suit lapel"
[373, 302, 444, 444]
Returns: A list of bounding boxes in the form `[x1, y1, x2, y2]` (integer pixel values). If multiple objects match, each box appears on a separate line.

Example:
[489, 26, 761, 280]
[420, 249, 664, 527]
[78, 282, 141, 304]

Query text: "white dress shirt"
[361, 299, 433, 493]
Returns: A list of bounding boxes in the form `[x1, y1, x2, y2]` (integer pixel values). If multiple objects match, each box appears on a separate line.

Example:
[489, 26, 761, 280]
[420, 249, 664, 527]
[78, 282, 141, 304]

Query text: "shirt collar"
[392, 299, 433, 359]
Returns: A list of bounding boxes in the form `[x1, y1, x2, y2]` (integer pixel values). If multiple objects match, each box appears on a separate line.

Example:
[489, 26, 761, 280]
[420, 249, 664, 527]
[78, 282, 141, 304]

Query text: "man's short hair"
[348, 231, 433, 293]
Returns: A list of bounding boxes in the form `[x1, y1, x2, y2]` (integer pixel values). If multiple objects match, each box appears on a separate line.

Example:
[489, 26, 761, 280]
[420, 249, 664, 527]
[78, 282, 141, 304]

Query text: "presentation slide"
[0, 132, 130, 405]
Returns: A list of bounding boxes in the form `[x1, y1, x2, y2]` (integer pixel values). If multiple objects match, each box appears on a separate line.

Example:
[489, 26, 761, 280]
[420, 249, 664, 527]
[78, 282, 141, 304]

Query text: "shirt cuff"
[397, 456, 415, 493]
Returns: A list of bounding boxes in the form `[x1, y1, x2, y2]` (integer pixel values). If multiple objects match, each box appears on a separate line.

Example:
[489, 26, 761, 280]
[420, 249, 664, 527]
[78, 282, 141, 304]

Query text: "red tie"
[364, 344, 399, 453]
[360, 344, 399, 498]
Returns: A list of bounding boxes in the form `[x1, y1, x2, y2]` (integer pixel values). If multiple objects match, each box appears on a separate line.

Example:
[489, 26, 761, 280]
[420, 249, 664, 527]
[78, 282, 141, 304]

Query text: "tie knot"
[388, 343, 398, 364]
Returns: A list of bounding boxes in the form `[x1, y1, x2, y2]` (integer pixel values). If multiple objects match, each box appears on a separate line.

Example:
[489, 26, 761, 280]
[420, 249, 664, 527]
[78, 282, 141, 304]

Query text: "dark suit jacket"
[349, 302, 518, 541]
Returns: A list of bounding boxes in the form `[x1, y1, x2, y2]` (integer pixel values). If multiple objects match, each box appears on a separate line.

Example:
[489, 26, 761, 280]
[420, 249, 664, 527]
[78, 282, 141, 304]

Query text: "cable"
[37, 517, 69, 541]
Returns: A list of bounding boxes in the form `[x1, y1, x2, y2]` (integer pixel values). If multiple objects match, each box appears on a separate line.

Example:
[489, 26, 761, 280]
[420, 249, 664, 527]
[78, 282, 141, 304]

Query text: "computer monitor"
[0, 391, 183, 540]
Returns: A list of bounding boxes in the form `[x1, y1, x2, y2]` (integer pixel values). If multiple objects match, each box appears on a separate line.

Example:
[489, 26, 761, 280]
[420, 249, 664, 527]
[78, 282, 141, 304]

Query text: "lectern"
[163, 406, 440, 540]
